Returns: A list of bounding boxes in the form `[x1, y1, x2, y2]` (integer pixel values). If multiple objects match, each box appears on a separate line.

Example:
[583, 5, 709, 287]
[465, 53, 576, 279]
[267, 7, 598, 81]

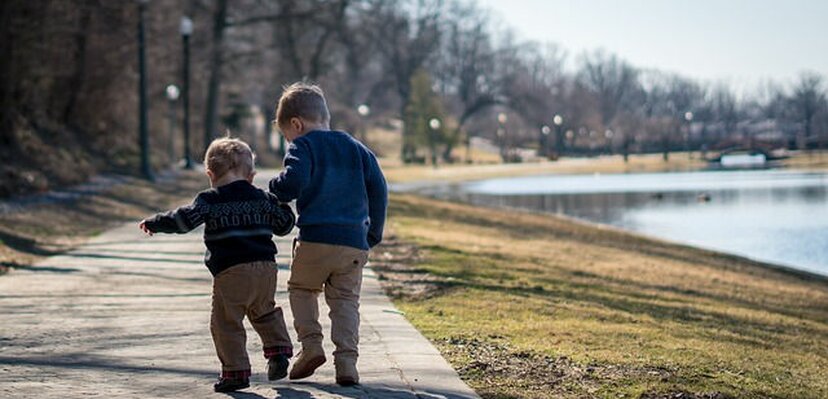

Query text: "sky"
[477, 0, 828, 94]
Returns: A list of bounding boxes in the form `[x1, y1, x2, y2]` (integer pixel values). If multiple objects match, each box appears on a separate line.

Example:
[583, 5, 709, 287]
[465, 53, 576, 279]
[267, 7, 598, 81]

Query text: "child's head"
[203, 137, 255, 186]
[275, 82, 330, 141]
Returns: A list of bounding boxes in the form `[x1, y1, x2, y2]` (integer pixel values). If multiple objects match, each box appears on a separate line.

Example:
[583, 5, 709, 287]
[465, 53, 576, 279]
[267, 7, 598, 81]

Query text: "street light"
[429, 118, 441, 130]
[166, 84, 180, 99]
[497, 112, 508, 161]
[137, 0, 152, 180]
[540, 125, 551, 158]
[165, 84, 180, 163]
[684, 111, 694, 159]
[605, 129, 614, 154]
[357, 104, 370, 141]
[180, 16, 193, 168]
[428, 118, 441, 167]
[553, 114, 564, 158]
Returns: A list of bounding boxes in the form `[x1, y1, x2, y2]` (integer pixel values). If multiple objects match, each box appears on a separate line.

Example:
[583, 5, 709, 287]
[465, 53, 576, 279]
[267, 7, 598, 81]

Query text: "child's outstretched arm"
[269, 140, 311, 202]
[140, 194, 208, 235]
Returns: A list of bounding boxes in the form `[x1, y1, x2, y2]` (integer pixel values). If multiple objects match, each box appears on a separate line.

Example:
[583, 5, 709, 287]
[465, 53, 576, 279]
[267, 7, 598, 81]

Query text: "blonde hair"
[203, 137, 255, 178]
[275, 82, 330, 127]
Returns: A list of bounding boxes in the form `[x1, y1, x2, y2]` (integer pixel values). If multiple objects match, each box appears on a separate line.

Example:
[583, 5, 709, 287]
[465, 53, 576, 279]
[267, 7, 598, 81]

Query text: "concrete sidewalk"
[0, 220, 478, 398]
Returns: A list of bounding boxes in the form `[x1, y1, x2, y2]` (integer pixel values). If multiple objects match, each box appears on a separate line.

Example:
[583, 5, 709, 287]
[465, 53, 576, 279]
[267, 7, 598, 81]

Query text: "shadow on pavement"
[65, 252, 204, 264]
[76, 239, 199, 247]
[106, 270, 212, 283]
[284, 381, 476, 399]
[1, 261, 80, 273]
[0, 292, 209, 299]
[0, 354, 212, 377]
[225, 391, 272, 399]
[0, 230, 61, 257]
[90, 248, 206, 256]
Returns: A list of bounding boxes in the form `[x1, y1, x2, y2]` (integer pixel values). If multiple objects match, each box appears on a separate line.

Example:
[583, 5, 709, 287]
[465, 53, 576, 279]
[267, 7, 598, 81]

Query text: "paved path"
[0, 201, 478, 398]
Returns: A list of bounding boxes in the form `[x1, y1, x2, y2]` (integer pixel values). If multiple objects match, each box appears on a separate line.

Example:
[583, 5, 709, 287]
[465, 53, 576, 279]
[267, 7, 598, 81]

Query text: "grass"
[781, 151, 828, 170]
[0, 170, 208, 274]
[376, 193, 828, 398]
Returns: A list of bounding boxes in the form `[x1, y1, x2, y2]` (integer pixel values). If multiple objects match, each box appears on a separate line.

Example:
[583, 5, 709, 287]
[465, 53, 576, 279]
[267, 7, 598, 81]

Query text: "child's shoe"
[289, 346, 326, 380]
[335, 361, 359, 386]
[213, 377, 249, 393]
[267, 354, 290, 381]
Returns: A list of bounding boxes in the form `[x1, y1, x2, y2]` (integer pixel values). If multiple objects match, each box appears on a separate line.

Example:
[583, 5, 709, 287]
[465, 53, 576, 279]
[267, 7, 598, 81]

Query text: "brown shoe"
[335, 361, 359, 386]
[289, 346, 326, 380]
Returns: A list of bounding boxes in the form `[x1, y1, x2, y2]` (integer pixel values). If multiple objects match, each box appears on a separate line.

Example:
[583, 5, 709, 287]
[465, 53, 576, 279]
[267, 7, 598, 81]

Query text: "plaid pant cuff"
[264, 345, 293, 359]
[220, 369, 251, 380]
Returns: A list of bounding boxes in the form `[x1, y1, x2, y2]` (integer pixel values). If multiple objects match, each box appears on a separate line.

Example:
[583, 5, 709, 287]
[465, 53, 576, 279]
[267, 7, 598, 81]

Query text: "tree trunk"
[0, 0, 17, 135]
[203, 0, 228, 153]
[441, 126, 463, 162]
[62, 1, 92, 124]
[622, 132, 630, 163]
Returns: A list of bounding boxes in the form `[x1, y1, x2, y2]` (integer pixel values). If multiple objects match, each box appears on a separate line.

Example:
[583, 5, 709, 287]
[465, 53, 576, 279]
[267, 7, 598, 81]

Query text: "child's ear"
[290, 117, 303, 133]
[206, 169, 215, 181]
[247, 170, 256, 183]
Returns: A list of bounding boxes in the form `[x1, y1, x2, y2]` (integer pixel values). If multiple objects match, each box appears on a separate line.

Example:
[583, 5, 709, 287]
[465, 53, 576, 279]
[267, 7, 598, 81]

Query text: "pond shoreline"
[404, 189, 828, 283]
[392, 167, 828, 280]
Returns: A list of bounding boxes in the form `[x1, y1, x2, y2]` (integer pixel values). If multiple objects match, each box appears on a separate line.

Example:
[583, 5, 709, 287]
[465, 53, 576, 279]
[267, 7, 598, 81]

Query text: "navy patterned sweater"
[143, 180, 295, 276]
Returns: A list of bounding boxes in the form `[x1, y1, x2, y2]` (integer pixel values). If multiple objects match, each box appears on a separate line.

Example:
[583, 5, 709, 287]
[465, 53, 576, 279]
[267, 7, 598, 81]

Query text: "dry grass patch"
[781, 151, 828, 170]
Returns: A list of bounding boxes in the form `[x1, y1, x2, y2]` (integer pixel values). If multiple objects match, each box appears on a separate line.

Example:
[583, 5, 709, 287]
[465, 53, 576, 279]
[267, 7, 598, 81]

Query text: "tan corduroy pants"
[210, 261, 293, 373]
[288, 240, 369, 365]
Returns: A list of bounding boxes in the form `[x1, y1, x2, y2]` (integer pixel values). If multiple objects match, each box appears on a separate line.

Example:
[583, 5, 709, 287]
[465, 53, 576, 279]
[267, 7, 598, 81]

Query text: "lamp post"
[180, 16, 193, 168]
[540, 125, 551, 158]
[137, 0, 153, 180]
[553, 114, 564, 158]
[497, 112, 508, 162]
[428, 117, 441, 167]
[465, 128, 473, 164]
[357, 104, 370, 141]
[684, 111, 694, 159]
[605, 129, 614, 154]
[165, 84, 180, 164]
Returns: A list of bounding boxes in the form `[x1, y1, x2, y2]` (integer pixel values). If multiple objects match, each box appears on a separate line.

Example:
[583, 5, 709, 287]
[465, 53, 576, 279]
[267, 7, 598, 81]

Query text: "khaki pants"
[288, 240, 369, 365]
[210, 261, 293, 373]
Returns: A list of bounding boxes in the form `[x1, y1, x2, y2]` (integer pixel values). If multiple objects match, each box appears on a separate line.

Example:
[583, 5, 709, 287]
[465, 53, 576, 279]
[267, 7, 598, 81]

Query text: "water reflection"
[417, 170, 828, 276]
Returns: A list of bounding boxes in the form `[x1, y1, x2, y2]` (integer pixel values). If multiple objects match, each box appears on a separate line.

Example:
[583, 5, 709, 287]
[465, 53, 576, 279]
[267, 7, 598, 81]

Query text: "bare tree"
[202, 0, 228, 152]
[505, 43, 568, 154]
[709, 84, 740, 145]
[791, 71, 826, 150]
[263, 0, 349, 82]
[370, 0, 444, 163]
[578, 50, 640, 161]
[434, 2, 501, 162]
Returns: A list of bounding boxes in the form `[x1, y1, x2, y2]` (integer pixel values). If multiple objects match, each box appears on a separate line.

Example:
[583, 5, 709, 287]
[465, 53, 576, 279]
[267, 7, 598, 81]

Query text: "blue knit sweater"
[269, 130, 388, 250]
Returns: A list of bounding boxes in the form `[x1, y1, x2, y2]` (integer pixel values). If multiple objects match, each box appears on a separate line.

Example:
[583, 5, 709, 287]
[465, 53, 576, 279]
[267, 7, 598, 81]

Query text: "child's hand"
[138, 220, 154, 236]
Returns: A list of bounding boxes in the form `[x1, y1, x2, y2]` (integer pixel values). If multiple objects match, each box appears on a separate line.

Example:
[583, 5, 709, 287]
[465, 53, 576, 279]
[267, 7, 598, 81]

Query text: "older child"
[140, 138, 295, 393]
[269, 83, 387, 386]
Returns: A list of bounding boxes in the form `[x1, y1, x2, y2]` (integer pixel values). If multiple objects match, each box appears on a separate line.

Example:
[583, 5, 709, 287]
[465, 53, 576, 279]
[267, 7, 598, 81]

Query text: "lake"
[408, 170, 828, 276]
